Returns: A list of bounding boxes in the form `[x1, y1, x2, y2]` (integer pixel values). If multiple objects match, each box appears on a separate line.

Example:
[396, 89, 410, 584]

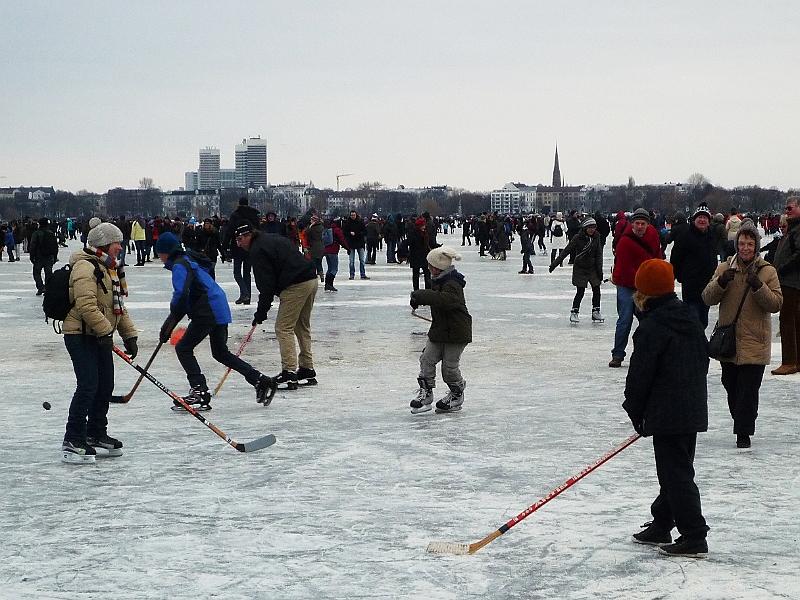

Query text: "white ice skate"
[592, 308, 605, 323]
[570, 309, 579, 324]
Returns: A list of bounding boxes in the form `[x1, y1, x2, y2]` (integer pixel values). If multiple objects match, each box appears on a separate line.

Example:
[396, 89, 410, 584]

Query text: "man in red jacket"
[609, 208, 663, 367]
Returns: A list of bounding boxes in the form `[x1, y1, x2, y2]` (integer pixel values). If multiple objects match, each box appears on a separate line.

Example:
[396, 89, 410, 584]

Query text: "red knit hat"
[415, 218, 427, 227]
[635, 259, 674, 296]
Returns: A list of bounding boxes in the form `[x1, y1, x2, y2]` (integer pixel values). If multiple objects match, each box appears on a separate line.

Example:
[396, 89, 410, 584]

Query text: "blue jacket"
[4, 230, 15, 248]
[164, 251, 231, 325]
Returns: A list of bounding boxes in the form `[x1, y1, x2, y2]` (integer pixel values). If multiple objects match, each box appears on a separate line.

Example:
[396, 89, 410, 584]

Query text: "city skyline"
[1, 2, 798, 194]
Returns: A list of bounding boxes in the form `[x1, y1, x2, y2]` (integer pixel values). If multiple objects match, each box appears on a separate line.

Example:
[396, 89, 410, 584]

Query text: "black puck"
[42, 402, 51, 410]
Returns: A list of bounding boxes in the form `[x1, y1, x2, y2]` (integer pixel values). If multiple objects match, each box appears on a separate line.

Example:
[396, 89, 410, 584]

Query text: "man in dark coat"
[770, 195, 800, 374]
[222, 197, 260, 304]
[669, 204, 719, 328]
[236, 224, 319, 389]
[623, 259, 709, 558]
[343, 210, 369, 280]
[28, 217, 59, 295]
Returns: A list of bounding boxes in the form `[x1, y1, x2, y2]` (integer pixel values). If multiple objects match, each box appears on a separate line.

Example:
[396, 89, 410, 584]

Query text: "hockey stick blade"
[236, 434, 277, 452]
[426, 542, 471, 555]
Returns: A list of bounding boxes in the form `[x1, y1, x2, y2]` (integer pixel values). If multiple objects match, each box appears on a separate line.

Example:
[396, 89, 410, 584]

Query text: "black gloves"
[97, 334, 114, 351]
[159, 318, 176, 344]
[252, 310, 268, 327]
[123, 336, 138, 359]
[409, 294, 419, 310]
[548, 264, 556, 273]
[630, 417, 645, 436]
[746, 272, 763, 290]
[718, 268, 736, 288]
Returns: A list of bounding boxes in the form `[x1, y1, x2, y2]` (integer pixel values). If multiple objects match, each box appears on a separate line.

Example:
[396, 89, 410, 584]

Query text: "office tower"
[199, 147, 221, 189]
[235, 137, 268, 188]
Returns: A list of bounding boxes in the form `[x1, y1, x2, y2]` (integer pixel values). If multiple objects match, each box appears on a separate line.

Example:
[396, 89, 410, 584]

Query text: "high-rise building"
[199, 147, 221, 189]
[235, 137, 268, 188]
[185, 171, 199, 191]
[220, 169, 237, 189]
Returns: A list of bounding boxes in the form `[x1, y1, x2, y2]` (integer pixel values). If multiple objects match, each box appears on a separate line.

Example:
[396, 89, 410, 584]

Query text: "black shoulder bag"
[708, 286, 749, 360]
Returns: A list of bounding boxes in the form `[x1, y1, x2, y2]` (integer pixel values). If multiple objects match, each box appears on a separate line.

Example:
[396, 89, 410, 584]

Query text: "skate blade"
[61, 452, 96, 464]
[93, 448, 123, 457]
[434, 406, 462, 414]
[410, 404, 433, 414]
[426, 542, 471, 555]
[171, 404, 212, 412]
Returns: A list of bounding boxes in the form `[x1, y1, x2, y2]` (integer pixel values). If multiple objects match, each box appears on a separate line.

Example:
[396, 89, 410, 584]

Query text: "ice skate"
[172, 384, 212, 411]
[61, 440, 96, 464]
[570, 309, 579, 324]
[592, 308, 605, 323]
[256, 374, 278, 406]
[296, 366, 318, 386]
[87, 434, 123, 457]
[410, 378, 434, 413]
[274, 369, 299, 390]
[435, 387, 464, 413]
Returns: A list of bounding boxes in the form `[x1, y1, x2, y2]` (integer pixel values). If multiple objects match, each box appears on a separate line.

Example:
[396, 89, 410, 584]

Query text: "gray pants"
[418, 340, 467, 392]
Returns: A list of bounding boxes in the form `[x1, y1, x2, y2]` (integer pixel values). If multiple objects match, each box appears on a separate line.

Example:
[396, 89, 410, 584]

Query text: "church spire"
[552, 145, 562, 188]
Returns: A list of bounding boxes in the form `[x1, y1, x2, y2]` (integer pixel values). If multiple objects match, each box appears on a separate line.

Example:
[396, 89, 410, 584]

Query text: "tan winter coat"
[62, 249, 137, 340]
[702, 255, 782, 365]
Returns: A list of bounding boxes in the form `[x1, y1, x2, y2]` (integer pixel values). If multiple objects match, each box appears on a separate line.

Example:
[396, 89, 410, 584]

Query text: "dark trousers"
[367, 241, 378, 264]
[134, 240, 146, 264]
[685, 299, 710, 330]
[521, 252, 533, 273]
[233, 254, 252, 299]
[572, 285, 601, 311]
[462, 231, 471, 245]
[64, 334, 114, 443]
[778, 285, 800, 366]
[33, 256, 54, 292]
[720, 362, 765, 435]
[175, 321, 259, 389]
[412, 265, 431, 291]
[650, 433, 709, 540]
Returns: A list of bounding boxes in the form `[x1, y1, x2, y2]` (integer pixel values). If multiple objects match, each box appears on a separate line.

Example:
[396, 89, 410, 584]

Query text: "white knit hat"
[427, 246, 462, 270]
[88, 217, 102, 229]
[87, 222, 123, 248]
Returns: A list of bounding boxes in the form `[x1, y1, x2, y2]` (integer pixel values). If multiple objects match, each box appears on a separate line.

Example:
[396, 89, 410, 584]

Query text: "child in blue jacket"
[155, 233, 275, 410]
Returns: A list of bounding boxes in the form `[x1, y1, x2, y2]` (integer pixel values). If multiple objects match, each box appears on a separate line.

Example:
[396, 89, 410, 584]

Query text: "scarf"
[86, 246, 128, 314]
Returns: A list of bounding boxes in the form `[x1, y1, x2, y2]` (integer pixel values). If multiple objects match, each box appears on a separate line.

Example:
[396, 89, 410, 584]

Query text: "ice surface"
[1, 233, 799, 599]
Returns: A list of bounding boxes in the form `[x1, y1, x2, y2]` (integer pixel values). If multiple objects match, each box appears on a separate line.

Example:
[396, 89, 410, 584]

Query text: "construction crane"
[336, 173, 353, 191]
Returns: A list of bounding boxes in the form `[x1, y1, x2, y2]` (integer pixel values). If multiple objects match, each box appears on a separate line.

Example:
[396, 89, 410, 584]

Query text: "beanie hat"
[635, 259, 674, 296]
[38, 217, 50, 228]
[692, 204, 712, 221]
[415, 217, 427, 227]
[713, 212, 725, 223]
[582, 217, 597, 229]
[87, 222, 123, 248]
[631, 208, 651, 223]
[88, 217, 102, 229]
[238, 197, 249, 206]
[154, 232, 182, 255]
[735, 218, 761, 253]
[427, 246, 462, 271]
[234, 223, 254, 238]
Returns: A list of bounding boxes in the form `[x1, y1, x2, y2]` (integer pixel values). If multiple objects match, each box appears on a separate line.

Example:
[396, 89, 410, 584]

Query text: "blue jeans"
[612, 285, 636, 359]
[64, 334, 114, 443]
[325, 253, 339, 276]
[175, 322, 259, 389]
[312, 256, 324, 275]
[349, 248, 366, 278]
[386, 240, 397, 262]
[233, 254, 252, 298]
[685, 299, 709, 330]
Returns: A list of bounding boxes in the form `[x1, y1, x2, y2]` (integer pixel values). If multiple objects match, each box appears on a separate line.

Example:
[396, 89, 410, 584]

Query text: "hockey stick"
[213, 323, 258, 396]
[110, 341, 164, 403]
[427, 433, 641, 555]
[412, 310, 432, 323]
[112, 346, 276, 452]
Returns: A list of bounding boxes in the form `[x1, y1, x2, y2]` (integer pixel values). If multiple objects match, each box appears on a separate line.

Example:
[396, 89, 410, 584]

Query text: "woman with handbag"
[701, 220, 782, 449]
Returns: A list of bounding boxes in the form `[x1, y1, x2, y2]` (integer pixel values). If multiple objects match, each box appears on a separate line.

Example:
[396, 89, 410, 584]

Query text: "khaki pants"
[275, 278, 318, 371]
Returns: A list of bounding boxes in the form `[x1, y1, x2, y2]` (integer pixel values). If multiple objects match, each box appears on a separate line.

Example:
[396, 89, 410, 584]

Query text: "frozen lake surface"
[1, 232, 798, 599]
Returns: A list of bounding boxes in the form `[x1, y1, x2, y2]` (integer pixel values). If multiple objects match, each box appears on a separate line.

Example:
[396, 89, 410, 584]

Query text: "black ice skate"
[172, 384, 212, 412]
[274, 369, 299, 390]
[296, 366, 318, 386]
[256, 374, 278, 406]
[61, 440, 96, 464]
[435, 387, 464, 413]
[410, 378, 434, 413]
[87, 434, 123, 457]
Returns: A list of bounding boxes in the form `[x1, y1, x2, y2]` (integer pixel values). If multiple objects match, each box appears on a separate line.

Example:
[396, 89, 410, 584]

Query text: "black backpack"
[43, 262, 105, 333]
[553, 223, 564, 237]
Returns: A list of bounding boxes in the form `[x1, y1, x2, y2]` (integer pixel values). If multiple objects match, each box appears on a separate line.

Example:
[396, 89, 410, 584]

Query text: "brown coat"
[702, 255, 782, 365]
[62, 249, 137, 340]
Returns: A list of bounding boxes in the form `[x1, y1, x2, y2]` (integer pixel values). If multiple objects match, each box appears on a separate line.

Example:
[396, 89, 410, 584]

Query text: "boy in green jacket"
[409, 247, 472, 413]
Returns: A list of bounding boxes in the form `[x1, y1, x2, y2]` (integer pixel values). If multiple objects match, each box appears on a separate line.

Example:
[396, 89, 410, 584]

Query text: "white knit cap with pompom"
[426, 246, 462, 270]
[88, 217, 102, 229]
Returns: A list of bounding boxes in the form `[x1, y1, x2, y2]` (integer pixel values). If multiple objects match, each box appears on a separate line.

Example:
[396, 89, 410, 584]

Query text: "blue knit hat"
[155, 232, 182, 255]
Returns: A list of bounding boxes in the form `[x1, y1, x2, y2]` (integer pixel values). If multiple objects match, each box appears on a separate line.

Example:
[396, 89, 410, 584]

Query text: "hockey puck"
[170, 326, 187, 346]
[43, 401, 51, 410]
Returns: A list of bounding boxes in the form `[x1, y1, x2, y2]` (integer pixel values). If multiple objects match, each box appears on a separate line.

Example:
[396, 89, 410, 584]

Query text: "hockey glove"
[97, 334, 114, 351]
[409, 294, 420, 310]
[252, 310, 268, 327]
[630, 417, 645, 436]
[159, 318, 176, 344]
[548, 264, 556, 273]
[123, 336, 138, 360]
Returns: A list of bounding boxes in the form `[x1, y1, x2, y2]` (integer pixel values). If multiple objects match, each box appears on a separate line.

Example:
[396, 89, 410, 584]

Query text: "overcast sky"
[1, 1, 798, 194]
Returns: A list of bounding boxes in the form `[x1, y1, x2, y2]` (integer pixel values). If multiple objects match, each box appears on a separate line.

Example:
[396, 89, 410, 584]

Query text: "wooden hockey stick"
[426, 433, 641, 554]
[110, 341, 164, 403]
[411, 310, 432, 322]
[213, 323, 258, 396]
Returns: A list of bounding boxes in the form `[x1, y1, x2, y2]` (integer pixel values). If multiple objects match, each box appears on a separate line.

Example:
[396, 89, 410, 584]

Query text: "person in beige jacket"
[61, 222, 138, 464]
[702, 219, 782, 449]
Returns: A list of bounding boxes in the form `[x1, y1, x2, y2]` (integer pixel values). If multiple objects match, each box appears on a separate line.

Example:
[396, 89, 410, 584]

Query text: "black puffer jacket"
[249, 232, 317, 315]
[622, 293, 709, 436]
[669, 224, 718, 303]
[551, 228, 603, 287]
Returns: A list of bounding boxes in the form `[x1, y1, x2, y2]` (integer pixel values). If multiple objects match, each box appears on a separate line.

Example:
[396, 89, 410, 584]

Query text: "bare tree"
[139, 177, 154, 190]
